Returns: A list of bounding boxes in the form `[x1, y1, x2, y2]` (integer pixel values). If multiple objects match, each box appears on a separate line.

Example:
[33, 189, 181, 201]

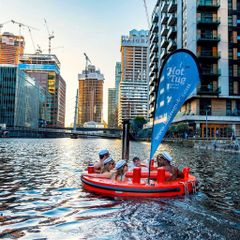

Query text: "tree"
[130, 117, 147, 138]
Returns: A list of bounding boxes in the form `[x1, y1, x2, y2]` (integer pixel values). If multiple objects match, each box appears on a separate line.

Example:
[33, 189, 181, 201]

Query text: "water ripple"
[0, 138, 239, 239]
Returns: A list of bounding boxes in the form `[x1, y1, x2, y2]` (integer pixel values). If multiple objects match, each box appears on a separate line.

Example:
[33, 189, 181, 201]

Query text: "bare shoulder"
[94, 161, 101, 168]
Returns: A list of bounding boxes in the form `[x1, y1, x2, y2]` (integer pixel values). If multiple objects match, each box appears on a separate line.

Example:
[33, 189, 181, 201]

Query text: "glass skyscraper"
[0, 65, 39, 128]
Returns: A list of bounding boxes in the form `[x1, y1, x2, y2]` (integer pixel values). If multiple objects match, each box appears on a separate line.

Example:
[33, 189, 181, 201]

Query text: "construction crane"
[11, 20, 38, 35]
[44, 18, 54, 54]
[143, 0, 150, 29]
[11, 20, 39, 52]
[84, 53, 92, 78]
[35, 44, 42, 54]
[0, 20, 11, 34]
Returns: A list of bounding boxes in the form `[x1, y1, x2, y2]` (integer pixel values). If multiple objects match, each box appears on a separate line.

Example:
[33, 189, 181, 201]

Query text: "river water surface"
[0, 138, 239, 239]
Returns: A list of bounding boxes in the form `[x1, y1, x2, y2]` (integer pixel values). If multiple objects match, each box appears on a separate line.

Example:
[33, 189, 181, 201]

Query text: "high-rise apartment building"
[19, 54, 66, 128]
[119, 29, 149, 126]
[0, 65, 39, 128]
[115, 62, 121, 106]
[78, 65, 104, 125]
[149, 0, 240, 137]
[108, 88, 117, 127]
[107, 62, 121, 127]
[0, 32, 24, 64]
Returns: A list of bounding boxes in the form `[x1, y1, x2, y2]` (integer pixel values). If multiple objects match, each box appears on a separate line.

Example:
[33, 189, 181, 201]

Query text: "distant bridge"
[3, 127, 122, 138]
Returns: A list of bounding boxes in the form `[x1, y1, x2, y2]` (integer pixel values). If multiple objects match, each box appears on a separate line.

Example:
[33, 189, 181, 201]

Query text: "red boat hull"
[81, 174, 197, 198]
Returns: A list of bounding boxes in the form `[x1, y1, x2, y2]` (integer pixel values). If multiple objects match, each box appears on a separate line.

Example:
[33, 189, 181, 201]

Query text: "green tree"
[130, 117, 147, 138]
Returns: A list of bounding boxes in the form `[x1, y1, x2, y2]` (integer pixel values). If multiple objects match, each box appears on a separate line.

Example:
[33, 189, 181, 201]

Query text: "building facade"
[118, 29, 149, 126]
[0, 32, 25, 64]
[115, 62, 121, 106]
[78, 65, 104, 125]
[108, 88, 117, 127]
[0, 65, 39, 128]
[19, 54, 66, 128]
[149, 0, 240, 137]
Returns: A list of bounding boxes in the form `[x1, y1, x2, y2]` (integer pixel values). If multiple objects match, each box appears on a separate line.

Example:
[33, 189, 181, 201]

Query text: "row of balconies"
[160, 0, 177, 14]
[149, 73, 158, 87]
[150, 27, 177, 52]
[159, 39, 177, 52]
[201, 68, 221, 76]
[197, 51, 221, 59]
[197, 17, 220, 27]
[161, 13, 177, 26]
[197, 33, 220, 42]
[197, 0, 220, 11]
[197, 85, 221, 96]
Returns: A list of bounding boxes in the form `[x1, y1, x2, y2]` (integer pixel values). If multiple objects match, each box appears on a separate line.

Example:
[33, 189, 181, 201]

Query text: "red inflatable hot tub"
[81, 167, 197, 198]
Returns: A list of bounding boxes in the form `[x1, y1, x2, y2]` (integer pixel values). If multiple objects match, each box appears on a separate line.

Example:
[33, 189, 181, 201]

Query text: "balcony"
[149, 73, 158, 86]
[226, 110, 240, 116]
[168, 14, 177, 26]
[197, 85, 221, 96]
[150, 52, 158, 63]
[197, 33, 220, 43]
[201, 68, 221, 77]
[150, 51, 157, 60]
[150, 43, 158, 52]
[160, 37, 168, 48]
[149, 93, 156, 103]
[149, 24, 158, 40]
[197, 51, 221, 59]
[167, 26, 177, 39]
[152, 25, 159, 33]
[197, 0, 220, 11]
[160, 49, 168, 59]
[167, 40, 177, 51]
[197, 17, 220, 27]
[160, 2, 168, 13]
[168, 0, 177, 13]
[149, 69, 157, 77]
[151, 63, 158, 73]
[149, 85, 156, 95]
[161, 13, 168, 25]
[151, 35, 159, 44]
[160, 27, 169, 36]
[152, 14, 159, 24]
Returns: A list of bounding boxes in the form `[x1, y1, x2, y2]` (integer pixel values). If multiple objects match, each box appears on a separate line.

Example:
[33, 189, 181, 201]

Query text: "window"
[226, 100, 232, 116]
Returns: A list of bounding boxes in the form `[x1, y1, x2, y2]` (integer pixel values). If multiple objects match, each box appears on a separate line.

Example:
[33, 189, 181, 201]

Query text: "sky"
[0, 0, 155, 126]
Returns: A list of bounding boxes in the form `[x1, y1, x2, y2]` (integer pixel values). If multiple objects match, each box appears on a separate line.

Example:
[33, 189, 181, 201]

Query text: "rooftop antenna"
[44, 18, 54, 54]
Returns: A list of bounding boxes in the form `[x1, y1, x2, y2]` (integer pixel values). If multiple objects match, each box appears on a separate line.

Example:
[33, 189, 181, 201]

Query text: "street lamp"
[206, 105, 211, 141]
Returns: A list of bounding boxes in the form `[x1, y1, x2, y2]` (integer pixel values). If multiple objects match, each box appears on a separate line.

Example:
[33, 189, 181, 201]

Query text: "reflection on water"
[0, 138, 239, 239]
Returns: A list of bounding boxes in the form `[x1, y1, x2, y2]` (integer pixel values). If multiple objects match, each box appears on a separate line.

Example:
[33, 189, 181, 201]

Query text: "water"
[0, 138, 239, 240]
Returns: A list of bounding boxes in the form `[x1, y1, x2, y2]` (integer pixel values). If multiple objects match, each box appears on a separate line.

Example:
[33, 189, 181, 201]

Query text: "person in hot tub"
[128, 156, 148, 172]
[156, 151, 183, 181]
